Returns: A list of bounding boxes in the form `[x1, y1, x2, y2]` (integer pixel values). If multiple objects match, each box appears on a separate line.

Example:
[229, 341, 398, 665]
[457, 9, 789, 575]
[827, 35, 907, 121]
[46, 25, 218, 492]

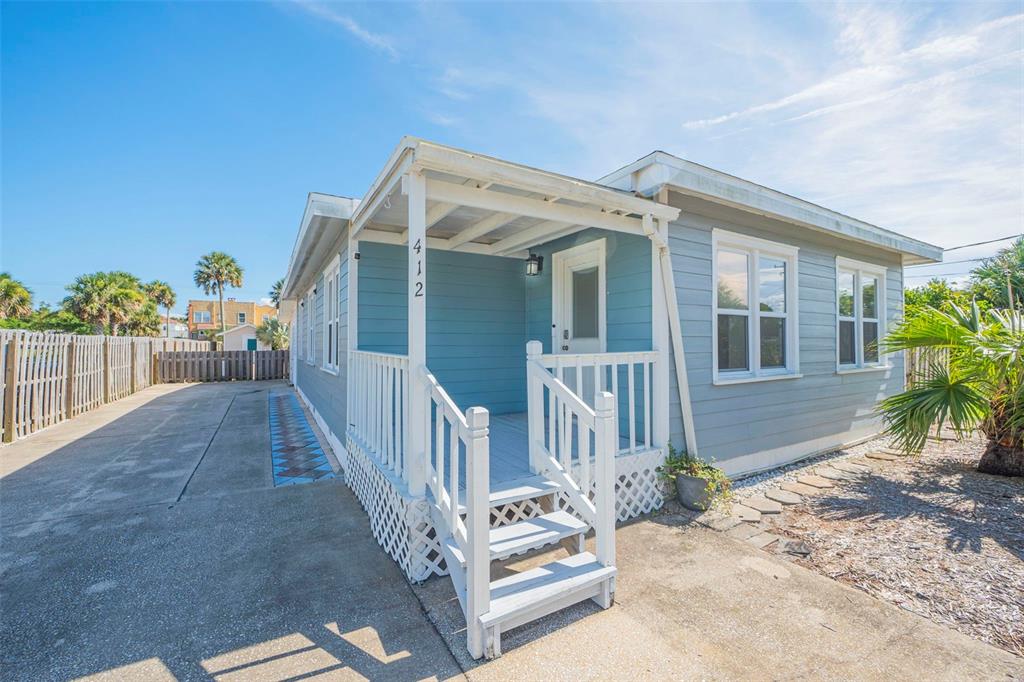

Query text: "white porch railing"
[526, 342, 617, 568]
[422, 366, 491, 659]
[529, 343, 659, 456]
[348, 350, 410, 481]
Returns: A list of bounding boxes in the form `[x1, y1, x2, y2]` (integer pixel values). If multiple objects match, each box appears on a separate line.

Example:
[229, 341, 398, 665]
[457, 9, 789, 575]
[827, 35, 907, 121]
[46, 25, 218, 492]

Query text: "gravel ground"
[734, 433, 1024, 657]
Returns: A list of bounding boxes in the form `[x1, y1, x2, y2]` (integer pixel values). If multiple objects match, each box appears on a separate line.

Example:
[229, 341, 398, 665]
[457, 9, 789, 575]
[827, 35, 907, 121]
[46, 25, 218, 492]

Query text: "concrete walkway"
[1, 381, 1019, 680]
[0, 382, 461, 681]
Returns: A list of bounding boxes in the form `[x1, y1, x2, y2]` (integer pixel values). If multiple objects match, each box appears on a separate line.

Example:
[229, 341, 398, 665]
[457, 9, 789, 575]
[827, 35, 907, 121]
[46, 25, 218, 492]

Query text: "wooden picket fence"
[905, 346, 950, 387]
[0, 331, 209, 443]
[156, 350, 289, 383]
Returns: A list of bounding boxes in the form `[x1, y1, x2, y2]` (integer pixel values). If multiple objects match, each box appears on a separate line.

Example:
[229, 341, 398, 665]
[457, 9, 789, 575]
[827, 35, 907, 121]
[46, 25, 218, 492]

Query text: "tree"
[879, 303, 1023, 476]
[0, 304, 92, 334]
[904, 279, 979, 320]
[256, 318, 289, 350]
[969, 237, 1023, 310]
[145, 280, 176, 337]
[0, 273, 33, 319]
[269, 278, 284, 308]
[63, 271, 151, 335]
[193, 252, 243, 334]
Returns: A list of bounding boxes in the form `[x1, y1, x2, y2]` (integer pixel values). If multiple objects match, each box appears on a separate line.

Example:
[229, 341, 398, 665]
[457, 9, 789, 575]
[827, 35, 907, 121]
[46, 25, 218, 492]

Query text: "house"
[160, 317, 190, 339]
[278, 138, 942, 659]
[215, 323, 268, 351]
[187, 298, 277, 340]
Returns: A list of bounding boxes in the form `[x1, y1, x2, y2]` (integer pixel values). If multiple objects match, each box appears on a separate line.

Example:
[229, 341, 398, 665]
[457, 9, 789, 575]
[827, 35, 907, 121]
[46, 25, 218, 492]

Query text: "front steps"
[435, 473, 616, 659]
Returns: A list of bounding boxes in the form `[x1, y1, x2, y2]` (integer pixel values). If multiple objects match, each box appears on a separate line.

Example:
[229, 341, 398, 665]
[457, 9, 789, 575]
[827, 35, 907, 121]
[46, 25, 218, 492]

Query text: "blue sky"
[3, 1, 1021, 313]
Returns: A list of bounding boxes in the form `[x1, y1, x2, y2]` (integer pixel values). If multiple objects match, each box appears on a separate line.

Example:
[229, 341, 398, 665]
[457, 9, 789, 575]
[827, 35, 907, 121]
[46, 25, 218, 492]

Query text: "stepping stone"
[779, 539, 812, 557]
[797, 475, 834, 489]
[726, 523, 763, 540]
[746, 532, 781, 549]
[832, 461, 870, 475]
[697, 511, 742, 532]
[816, 467, 857, 481]
[731, 504, 762, 523]
[781, 481, 822, 496]
[865, 451, 898, 461]
[765, 488, 802, 505]
[742, 495, 783, 514]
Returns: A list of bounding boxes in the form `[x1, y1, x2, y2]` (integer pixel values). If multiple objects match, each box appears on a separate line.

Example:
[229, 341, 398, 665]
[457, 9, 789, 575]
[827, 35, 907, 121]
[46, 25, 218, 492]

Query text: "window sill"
[319, 366, 340, 376]
[836, 364, 892, 375]
[713, 372, 803, 386]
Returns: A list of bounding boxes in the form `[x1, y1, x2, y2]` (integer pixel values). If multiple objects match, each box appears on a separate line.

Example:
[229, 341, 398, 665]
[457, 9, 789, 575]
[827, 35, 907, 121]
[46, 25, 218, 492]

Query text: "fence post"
[65, 338, 77, 419]
[3, 334, 19, 443]
[129, 339, 137, 394]
[103, 337, 111, 403]
[152, 351, 160, 385]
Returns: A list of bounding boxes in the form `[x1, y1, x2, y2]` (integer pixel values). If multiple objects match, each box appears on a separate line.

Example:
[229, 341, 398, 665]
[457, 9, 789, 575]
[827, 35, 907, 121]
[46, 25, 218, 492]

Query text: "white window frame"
[193, 310, 210, 324]
[712, 229, 801, 385]
[237, 312, 246, 324]
[334, 266, 343, 369]
[304, 287, 316, 365]
[322, 256, 341, 374]
[835, 256, 888, 373]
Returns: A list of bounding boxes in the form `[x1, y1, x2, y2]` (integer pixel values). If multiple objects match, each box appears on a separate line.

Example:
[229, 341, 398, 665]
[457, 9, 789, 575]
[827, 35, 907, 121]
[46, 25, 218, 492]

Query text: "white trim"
[836, 365, 893, 375]
[551, 239, 607, 354]
[835, 257, 888, 372]
[718, 421, 883, 477]
[304, 287, 316, 365]
[295, 384, 348, 472]
[322, 254, 341, 374]
[711, 229, 800, 384]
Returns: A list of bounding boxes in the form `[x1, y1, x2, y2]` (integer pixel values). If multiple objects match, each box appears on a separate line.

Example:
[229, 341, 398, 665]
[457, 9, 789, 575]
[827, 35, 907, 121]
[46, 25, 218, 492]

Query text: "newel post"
[594, 391, 617, 570]
[465, 406, 491, 660]
[526, 340, 544, 474]
[405, 170, 428, 496]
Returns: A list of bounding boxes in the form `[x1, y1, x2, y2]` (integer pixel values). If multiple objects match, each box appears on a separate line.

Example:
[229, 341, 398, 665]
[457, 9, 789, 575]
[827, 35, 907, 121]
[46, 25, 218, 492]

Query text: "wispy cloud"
[290, 1, 398, 61]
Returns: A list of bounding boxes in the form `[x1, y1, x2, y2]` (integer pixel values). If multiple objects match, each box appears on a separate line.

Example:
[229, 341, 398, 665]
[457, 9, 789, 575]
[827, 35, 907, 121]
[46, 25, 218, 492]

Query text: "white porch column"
[651, 228, 670, 452]
[347, 230, 359, 430]
[405, 170, 428, 496]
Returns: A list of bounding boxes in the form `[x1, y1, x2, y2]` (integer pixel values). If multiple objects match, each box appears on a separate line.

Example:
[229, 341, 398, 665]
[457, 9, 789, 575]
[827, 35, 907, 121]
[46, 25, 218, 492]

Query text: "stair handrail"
[421, 366, 491, 658]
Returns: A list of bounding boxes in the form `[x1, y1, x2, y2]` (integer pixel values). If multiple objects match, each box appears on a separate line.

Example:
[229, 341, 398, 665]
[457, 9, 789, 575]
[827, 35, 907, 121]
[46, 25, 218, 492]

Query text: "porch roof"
[282, 192, 359, 300]
[349, 137, 680, 258]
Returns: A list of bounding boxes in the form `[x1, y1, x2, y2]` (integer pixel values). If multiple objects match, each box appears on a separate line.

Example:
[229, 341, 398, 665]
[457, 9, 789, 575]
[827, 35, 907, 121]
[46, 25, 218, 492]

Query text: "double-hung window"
[193, 310, 211, 324]
[836, 257, 887, 371]
[322, 258, 341, 373]
[237, 312, 246, 324]
[713, 229, 800, 384]
[305, 289, 316, 365]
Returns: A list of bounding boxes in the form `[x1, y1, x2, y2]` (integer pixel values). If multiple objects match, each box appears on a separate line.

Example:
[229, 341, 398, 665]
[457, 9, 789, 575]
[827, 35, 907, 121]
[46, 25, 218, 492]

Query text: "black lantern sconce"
[525, 252, 543, 277]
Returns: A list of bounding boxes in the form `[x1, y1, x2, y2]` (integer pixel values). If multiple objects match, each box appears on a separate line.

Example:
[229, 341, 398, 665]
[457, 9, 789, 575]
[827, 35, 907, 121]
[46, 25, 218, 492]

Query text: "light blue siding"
[359, 242, 528, 414]
[665, 193, 905, 474]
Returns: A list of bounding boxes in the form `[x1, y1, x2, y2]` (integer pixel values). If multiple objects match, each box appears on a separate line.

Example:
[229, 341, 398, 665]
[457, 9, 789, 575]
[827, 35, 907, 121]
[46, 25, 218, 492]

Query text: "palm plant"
[193, 252, 243, 334]
[269, 278, 284, 308]
[256, 318, 289, 350]
[0, 273, 33, 319]
[145, 280, 176, 337]
[879, 303, 1023, 476]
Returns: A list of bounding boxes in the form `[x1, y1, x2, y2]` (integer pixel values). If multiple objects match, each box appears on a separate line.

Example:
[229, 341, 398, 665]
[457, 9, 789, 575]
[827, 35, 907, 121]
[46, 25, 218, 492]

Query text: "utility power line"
[942, 234, 1021, 252]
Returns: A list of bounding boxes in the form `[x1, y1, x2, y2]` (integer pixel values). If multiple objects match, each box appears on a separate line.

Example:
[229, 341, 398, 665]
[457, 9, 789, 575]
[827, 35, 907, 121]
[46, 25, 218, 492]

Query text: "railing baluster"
[643, 359, 651, 449]
[449, 414, 459, 530]
[435, 396, 444, 500]
[627, 358, 636, 453]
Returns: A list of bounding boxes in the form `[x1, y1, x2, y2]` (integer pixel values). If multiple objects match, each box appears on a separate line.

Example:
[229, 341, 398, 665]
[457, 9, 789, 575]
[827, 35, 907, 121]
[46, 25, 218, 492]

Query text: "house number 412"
[413, 239, 424, 297]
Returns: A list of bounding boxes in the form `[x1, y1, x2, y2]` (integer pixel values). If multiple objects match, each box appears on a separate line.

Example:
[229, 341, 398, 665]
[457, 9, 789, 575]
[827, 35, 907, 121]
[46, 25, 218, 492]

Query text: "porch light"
[525, 252, 543, 276]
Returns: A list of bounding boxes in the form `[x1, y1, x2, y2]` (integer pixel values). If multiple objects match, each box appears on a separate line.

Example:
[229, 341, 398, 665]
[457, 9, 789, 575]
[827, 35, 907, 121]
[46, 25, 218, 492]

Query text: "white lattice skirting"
[343, 434, 665, 582]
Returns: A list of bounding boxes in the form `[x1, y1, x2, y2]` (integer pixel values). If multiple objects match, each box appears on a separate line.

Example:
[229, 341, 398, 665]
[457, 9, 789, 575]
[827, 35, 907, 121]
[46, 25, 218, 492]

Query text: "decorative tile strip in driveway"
[269, 393, 335, 486]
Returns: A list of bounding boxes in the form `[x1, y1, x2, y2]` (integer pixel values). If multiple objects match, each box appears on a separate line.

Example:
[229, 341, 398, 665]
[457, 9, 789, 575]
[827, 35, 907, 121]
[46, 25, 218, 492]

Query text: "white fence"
[905, 347, 950, 387]
[0, 331, 209, 443]
[348, 350, 410, 481]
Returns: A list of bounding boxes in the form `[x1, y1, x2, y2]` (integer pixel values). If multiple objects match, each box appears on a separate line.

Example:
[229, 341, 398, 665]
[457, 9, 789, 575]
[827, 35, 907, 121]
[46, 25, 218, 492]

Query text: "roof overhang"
[282, 192, 358, 301]
[216, 323, 257, 337]
[599, 152, 943, 265]
[347, 137, 680, 258]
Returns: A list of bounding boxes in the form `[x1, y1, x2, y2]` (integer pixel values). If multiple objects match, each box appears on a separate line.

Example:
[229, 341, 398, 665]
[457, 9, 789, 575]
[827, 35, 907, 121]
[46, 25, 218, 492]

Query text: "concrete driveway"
[0, 382, 461, 681]
[2, 381, 1019, 681]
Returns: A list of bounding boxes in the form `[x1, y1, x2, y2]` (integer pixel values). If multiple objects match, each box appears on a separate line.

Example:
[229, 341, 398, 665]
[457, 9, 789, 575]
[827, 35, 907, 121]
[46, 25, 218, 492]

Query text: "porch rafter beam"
[401, 180, 494, 244]
[360, 228, 527, 259]
[351, 153, 413, 240]
[488, 220, 581, 256]
[447, 194, 559, 249]
[425, 178, 646, 236]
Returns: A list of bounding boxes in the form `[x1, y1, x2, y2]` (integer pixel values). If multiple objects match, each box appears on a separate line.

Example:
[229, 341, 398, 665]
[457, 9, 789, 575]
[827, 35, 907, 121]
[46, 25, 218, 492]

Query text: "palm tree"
[256, 318, 289, 350]
[145, 280, 176, 337]
[269, 278, 284, 308]
[879, 303, 1023, 476]
[970, 237, 1023, 310]
[193, 252, 243, 334]
[63, 271, 147, 335]
[0, 273, 32, 319]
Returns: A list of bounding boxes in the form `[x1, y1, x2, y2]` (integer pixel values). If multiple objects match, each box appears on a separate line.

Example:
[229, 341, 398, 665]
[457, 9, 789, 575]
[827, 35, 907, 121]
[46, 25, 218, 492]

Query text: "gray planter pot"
[675, 474, 714, 511]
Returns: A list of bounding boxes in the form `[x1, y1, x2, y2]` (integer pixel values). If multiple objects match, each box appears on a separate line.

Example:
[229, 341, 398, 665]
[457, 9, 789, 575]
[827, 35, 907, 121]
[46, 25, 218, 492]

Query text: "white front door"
[552, 239, 606, 398]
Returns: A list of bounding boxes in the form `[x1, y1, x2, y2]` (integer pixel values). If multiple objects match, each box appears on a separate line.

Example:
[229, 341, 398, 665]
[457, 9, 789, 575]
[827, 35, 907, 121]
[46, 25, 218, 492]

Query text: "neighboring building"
[279, 138, 943, 660]
[186, 299, 277, 339]
[160, 317, 189, 339]
[215, 324, 268, 351]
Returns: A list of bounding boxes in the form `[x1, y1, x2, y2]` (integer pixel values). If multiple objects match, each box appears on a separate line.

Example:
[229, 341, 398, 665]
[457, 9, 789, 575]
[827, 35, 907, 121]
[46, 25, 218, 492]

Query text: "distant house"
[215, 324, 268, 351]
[187, 299, 277, 340]
[279, 138, 943, 659]
[160, 317, 189, 339]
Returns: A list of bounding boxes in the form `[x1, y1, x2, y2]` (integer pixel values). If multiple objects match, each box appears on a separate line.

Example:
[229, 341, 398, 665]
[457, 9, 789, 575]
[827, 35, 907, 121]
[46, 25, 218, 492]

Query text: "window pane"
[838, 271, 855, 317]
[862, 276, 878, 318]
[759, 257, 786, 313]
[572, 267, 599, 339]
[760, 317, 786, 368]
[717, 250, 748, 310]
[839, 320, 856, 364]
[863, 321, 879, 363]
[717, 314, 749, 371]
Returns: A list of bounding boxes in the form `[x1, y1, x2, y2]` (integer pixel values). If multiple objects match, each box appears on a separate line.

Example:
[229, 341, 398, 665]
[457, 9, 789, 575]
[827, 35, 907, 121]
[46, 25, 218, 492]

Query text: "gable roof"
[215, 323, 257, 337]
[598, 151, 943, 264]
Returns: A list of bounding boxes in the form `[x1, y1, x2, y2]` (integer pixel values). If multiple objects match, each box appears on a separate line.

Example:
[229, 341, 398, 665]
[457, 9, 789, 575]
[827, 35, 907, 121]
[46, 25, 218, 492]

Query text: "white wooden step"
[452, 474, 562, 512]
[444, 510, 588, 568]
[480, 552, 616, 633]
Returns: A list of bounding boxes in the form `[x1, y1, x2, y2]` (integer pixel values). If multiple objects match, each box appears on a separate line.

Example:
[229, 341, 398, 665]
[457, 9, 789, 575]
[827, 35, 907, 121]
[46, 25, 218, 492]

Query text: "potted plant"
[656, 444, 731, 511]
